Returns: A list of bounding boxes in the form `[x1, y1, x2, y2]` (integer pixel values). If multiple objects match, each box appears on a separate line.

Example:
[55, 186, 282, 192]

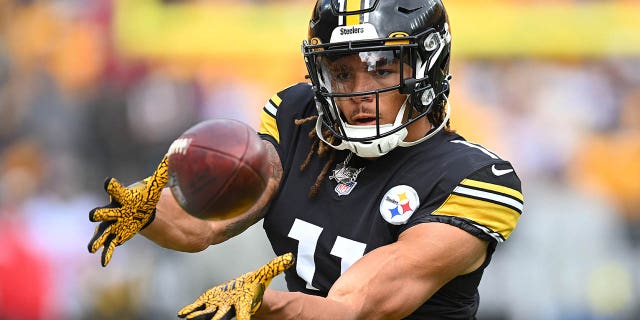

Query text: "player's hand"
[178, 253, 295, 320]
[87, 155, 169, 267]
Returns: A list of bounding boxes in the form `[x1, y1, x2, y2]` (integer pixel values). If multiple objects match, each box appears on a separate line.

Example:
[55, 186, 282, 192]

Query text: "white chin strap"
[315, 96, 451, 158]
[398, 96, 451, 148]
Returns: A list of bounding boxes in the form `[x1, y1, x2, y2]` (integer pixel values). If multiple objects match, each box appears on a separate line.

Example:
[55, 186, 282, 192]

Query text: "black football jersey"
[258, 83, 523, 319]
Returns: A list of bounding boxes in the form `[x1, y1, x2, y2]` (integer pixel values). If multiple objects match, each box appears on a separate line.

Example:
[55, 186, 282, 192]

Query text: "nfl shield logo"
[335, 181, 357, 196]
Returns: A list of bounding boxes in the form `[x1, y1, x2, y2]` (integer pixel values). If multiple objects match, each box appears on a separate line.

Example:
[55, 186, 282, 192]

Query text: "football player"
[87, 0, 523, 319]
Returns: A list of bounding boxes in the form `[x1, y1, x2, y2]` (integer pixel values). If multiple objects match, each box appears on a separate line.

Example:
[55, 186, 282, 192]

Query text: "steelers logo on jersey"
[379, 185, 420, 225]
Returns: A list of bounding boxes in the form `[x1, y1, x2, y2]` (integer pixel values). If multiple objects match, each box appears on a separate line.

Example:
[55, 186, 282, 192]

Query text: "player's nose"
[349, 72, 375, 102]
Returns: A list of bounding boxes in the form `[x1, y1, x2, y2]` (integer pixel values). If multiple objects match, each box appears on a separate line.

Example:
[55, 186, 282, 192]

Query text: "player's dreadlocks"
[294, 115, 336, 197]
[428, 100, 453, 134]
[296, 100, 452, 198]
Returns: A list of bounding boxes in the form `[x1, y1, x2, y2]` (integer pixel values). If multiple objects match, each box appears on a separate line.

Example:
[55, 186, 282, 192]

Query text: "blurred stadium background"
[1, 0, 639, 319]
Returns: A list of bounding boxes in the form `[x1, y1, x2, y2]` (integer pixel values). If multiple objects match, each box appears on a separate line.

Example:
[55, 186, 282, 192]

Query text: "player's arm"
[256, 162, 523, 319]
[140, 140, 283, 252]
[177, 223, 483, 320]
[254, 222, 487, 320]
[88, 140, 283, 265]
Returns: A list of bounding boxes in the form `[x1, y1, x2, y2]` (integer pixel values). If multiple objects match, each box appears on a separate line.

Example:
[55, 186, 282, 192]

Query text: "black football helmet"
[303, 0, 452, 157]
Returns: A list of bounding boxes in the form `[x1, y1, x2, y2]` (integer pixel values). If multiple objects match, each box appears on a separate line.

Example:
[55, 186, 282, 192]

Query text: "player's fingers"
[89, 207, 122, 222]
[151, 154, 170, 185]
[181, 305, 219, 320]
[256, 252, 295, 283]
[100, 234, 117, 267]
[87, 222, 114, 253]
[185, 313, 220, 320]
[105, 178, 129, 203]
[178, 300, 207, 318]
[145, 156, 169, 203]
[209, 306, 233, 320]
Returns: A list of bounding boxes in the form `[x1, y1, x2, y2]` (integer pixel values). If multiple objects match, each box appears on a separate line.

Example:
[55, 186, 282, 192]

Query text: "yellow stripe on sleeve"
[258, 110, 279, 144]
[258, 93, 282, 143]
[433, 194, 520, 240]
[460, 178, 523, 202]
[271, 93, 282, 106]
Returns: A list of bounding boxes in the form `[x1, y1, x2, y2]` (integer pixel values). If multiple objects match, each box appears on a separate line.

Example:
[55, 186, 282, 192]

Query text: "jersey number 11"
[288, 218, 366, 290]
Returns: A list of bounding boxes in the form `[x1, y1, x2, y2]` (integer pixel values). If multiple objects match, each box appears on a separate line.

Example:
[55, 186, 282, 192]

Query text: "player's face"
[320, 51, 412, 126]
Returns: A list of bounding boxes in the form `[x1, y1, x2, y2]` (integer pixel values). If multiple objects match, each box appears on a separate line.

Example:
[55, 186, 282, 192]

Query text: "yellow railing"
[115, 0, 640, 59]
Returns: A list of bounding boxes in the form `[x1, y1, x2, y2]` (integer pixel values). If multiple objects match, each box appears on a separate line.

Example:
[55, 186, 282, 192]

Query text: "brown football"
[167, 119, 270, 220]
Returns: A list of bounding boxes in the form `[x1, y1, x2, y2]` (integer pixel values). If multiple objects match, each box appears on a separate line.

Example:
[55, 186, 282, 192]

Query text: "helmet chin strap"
[398, 96, 451, 147]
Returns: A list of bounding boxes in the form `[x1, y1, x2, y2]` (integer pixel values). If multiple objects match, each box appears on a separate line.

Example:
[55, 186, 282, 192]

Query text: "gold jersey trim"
[432, 177, 523, 241]
[258, 93, 282, 143]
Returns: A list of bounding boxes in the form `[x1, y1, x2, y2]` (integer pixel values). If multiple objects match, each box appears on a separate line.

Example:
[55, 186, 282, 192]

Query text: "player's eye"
[374, 69, 392, 77]
[330, 65, 353, 82]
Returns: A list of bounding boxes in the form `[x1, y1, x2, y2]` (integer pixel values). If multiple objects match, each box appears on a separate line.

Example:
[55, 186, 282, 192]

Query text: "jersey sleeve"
[258, 83, 315, 144]
[258, 92, 283, 145]
[411, 163, 523, 243]
[257, 83, 316, 171]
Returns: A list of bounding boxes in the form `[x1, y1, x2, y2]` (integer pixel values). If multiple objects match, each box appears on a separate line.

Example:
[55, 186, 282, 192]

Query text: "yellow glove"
[178, 253, 295, 320]
[87, 155, 169, 267]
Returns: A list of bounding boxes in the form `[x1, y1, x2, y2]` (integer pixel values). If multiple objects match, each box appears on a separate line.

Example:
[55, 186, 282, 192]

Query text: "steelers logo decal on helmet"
[379, 185, 420, 225]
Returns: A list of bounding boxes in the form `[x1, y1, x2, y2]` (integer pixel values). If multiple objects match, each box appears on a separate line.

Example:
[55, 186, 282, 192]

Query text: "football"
[167, 119, 271, 220]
